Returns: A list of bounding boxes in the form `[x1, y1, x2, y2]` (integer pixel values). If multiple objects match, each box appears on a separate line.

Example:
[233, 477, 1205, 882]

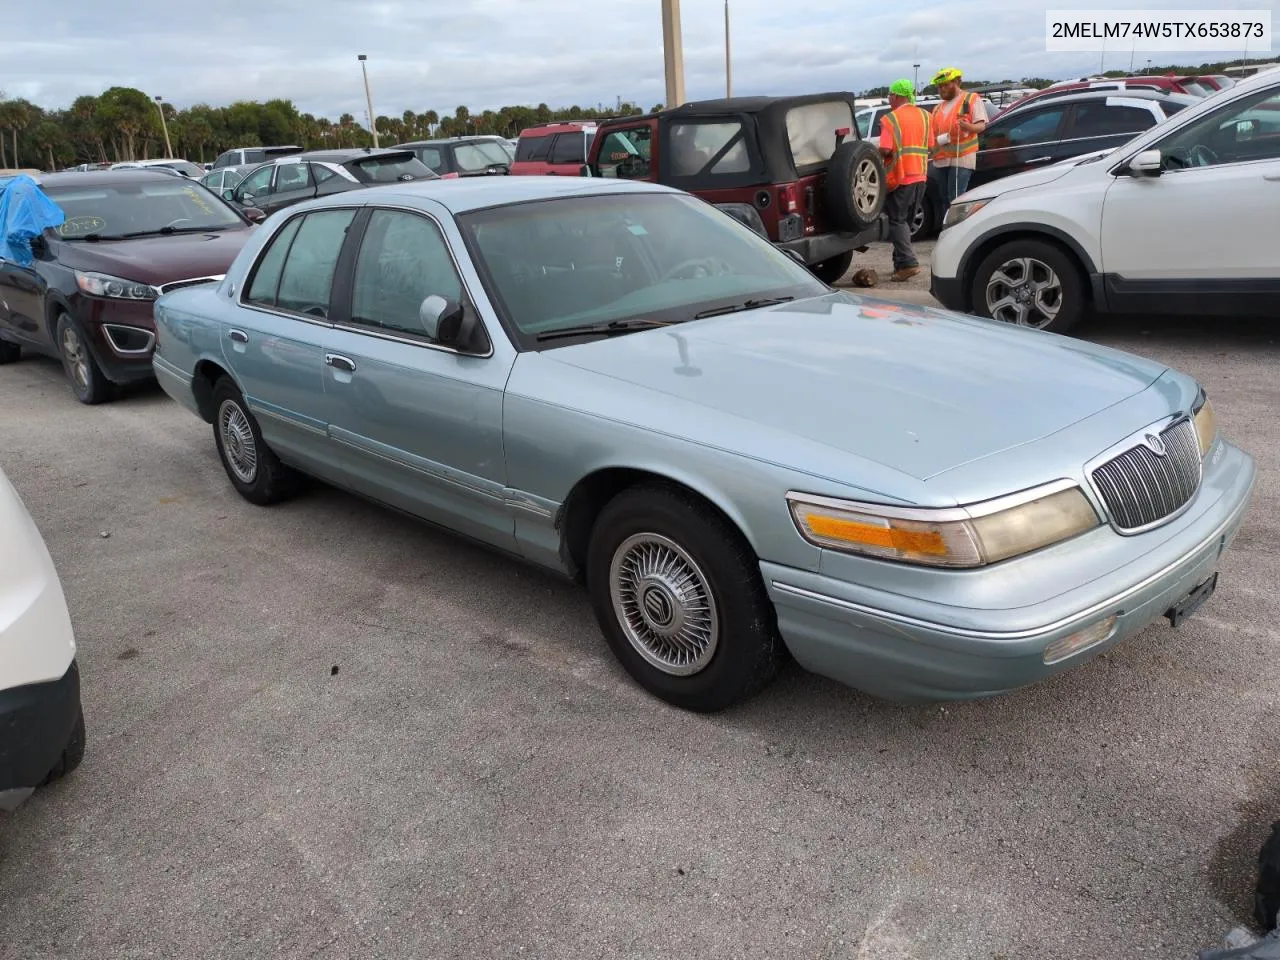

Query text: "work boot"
[890, 266, 921, 282]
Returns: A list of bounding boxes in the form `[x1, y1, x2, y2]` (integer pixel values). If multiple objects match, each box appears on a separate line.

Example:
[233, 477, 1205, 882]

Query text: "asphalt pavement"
[1, 243, 1278, 959]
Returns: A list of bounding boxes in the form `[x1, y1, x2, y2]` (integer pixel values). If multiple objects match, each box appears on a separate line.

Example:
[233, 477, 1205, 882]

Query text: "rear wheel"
[0, 340, 20, 364]
[825, 140, 886, 232]
[586, 483, 783, 712]
[211, 377, 301, 505]
[910, 194, 938, 241]
[969, 239, 1086, 334]
[55, 314, 114, 404]
[810, 250, 854, 285]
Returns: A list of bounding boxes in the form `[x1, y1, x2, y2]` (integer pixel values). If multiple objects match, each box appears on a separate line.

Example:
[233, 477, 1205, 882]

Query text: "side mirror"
[784, 249, 806, 266]
[242, 207, 266, 224]
[29, 235, 48, 257]
[419, 294, 474, 348]
[222, 189, 236, 201]
[1128, 149, 1163, 176]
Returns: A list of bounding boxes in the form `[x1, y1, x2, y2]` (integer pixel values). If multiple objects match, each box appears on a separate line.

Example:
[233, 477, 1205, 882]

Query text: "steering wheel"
[1188, 144, 1218, 167]
[661, 257, 733, 282]
[164, 218, 192, 229]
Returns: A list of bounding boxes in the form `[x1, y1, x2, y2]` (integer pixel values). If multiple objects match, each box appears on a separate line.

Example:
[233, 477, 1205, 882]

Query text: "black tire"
[211, 377, 301, 505]
[585, 483, 783, 712]
[910, 194, 938, 241]
[0, 340, 20, 364]
[55, 314, 114, 404]
[825, 140, 886, 232]
[969, 238, 1086, 334]
[1257, 819, 1280, 931]
[40, 709, 85, 785]
[810, 250, 854, 285]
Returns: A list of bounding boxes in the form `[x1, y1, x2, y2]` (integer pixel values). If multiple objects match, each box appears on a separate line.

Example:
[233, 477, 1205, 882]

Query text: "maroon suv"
[0, 170, 261, 404]
[586, 94, 888, 284]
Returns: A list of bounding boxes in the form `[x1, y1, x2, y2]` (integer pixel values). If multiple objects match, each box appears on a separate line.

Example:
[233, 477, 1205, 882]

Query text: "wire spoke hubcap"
[985, 257, 1062, 328]
[218, 399, 258, 483]
[609, 533, 719, 677]
[60, 327, 89, 390]
[853, 159, 881, 215]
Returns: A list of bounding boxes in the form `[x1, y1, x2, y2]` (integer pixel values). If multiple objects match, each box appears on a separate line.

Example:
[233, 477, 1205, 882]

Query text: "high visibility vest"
[882, 105, 931, 191]
[931, 92, 981, 161]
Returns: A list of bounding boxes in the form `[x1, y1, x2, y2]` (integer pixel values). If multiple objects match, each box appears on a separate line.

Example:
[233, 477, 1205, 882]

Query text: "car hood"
[52, 228, 254, 285]
[962, 149, 1114, 200]
[543, 293, 1167, 482]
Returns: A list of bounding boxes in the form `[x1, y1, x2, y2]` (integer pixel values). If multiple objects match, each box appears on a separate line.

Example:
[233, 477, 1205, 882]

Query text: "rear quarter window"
[786, 101, 856, 167]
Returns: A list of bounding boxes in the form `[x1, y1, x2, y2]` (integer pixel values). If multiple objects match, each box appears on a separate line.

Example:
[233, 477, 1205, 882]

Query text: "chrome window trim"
[1083, 413, 1202, 535]
[101, 324, 156, 356]
[157, 274, 225, 295]
[785, 477, 1083, 524]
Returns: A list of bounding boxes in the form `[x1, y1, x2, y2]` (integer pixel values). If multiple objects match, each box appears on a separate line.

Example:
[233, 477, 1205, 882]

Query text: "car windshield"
[457, 192, 829, 346]
[346, 154, 436, 182]
[43, 180, 244, 239]
[453, 141, 511, 172]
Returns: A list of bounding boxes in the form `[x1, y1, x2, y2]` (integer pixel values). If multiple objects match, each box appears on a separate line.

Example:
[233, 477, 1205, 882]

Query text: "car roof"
[296, 148, 416, 163]
[37, 169, 195, 188]
[300, 175, 673, 215]
[1003, 88, 1195, 110]
[395, 137, 505, 147]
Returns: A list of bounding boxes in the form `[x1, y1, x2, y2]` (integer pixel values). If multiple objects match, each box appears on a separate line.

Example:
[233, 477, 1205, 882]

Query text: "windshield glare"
[348, 155, 436, 182]
[44, 181, 244, 239]
[458, 193, 828, 345]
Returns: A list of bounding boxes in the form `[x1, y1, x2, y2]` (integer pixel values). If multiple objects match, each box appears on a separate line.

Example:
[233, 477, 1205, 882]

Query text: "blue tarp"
[0, 175, 65, 266]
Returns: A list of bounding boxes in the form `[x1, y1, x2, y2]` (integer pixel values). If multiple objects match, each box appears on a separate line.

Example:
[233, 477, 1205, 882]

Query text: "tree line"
[0, 88, 657, 170]
[0, 56, 1262, 170]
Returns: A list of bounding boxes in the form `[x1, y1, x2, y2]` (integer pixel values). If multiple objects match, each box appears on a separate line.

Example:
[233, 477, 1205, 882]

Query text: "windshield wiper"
[693, 296, 794, 320]
[117, 225, 229, 239]
[535, 318, 673, 342]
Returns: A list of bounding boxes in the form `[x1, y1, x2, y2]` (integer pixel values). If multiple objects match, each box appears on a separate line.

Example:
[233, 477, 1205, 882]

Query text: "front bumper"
[78, 297, 157, 386]
[779, 217, 889, 265]
[929, 271, 966, 311]
[764, 441, 1256, 702]
[0, 659, 82, 810]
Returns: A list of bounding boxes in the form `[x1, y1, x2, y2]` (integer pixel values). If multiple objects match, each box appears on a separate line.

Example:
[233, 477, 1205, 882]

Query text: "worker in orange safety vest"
[928, 66, 988, 212]
[878, 79, 934, 282]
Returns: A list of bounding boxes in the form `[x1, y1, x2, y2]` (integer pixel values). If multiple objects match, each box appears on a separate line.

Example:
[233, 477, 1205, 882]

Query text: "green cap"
[889, 79, 915, 101]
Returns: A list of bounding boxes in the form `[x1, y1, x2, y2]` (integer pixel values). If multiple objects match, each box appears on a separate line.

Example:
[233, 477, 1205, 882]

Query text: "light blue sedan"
[151, 177, 1255, 711]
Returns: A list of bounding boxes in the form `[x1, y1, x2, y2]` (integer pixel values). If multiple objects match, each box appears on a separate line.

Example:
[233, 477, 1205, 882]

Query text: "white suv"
[930, 68, 1280, 333]
[0, 467, 84, 811]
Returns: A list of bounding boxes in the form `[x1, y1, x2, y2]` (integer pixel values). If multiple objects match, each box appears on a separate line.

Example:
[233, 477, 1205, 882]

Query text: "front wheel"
[810, 250, 854, 285]
[55, 314, 114, 404]
[0, 340, 20, 364]
[586, 484, 783, 712]
[211, 377, 301, 505]
[969, 239, 1086, 334]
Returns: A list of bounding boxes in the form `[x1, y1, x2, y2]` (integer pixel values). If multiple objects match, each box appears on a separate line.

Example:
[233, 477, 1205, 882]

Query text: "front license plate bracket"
[1166, 572, 1218, 628]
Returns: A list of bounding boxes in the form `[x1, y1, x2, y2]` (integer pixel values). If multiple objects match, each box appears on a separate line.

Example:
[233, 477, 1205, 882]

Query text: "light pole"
[357, 55, 379, 148]
[661, 0, 686, 107]
[1146, 58, 1152, 74]
[154, 96, 173, 159]
[913, 62, 920, 95]
[724, 0, 732, 97]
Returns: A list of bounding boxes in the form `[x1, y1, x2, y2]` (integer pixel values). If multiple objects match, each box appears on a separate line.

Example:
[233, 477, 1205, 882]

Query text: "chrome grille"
[1090, 418, 1201, 531]
[156, 275, 224, 295]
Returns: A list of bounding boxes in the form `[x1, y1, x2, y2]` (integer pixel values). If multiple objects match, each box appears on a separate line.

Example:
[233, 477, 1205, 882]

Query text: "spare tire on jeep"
[826, 140, 887, 232]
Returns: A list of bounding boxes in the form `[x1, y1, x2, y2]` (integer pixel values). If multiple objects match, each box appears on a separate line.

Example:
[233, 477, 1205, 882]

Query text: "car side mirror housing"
[222, 189, 236, 201]
[419, 295, 480, 350]
[1128, 149, 1162, 176]
[784, 249, 806, 266]
[242, 207, 266, 224]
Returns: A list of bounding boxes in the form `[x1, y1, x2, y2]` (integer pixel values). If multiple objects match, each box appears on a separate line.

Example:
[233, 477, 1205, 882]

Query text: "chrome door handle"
[228, 329, 248, 343]
[1024, 156, 1055, 165]
[324, 354, 356, 372]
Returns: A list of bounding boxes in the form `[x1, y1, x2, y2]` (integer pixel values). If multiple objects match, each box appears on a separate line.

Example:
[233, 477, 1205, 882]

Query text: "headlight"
[1192, 392, 1217, 456]
[942, 199, 990, 229]
[75, 271, 157, 301]
[786, 480, 1100, 568]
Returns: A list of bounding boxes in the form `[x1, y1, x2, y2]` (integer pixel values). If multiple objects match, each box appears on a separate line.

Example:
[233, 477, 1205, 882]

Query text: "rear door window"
[785, 101, 855, 167]
[274, 209, 357, 318]
[515, 135, 552, 162]
[1067, 103, 1156, 139]
[246, 216, 303, 306]
[982, 106, 1069, 150]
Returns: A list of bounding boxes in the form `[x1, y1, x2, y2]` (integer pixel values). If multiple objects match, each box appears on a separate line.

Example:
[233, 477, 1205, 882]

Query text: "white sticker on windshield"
[628, 224, 648, 236]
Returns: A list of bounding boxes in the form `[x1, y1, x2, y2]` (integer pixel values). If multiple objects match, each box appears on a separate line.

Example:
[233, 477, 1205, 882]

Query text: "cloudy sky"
[2, 0, 1274, 120]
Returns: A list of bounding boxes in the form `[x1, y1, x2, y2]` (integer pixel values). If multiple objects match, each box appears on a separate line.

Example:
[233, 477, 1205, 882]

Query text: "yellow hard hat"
[932, 67, 962, 86]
